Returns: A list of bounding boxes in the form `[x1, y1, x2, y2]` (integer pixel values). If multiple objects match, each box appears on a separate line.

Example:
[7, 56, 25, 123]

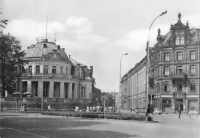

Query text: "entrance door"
[175, 99, 183, 111]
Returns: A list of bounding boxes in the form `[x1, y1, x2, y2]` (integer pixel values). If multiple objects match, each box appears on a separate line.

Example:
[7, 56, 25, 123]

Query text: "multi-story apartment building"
[121, 57, 147, 110]
[120, 13, 200, 114]
[149, 13, 200, 114]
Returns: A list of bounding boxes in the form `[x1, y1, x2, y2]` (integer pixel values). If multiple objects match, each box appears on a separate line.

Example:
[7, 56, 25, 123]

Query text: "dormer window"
[176, 37, 179, 45]
[175, 37, 184, 45]
[180, 37, 184, 45]
[53, 53, 57, 59]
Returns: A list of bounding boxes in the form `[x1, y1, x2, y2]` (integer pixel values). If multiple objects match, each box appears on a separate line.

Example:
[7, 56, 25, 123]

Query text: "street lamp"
[119, 53, 128, 108]
[111, 91, 117, 112]
[146, 11, 167, 109]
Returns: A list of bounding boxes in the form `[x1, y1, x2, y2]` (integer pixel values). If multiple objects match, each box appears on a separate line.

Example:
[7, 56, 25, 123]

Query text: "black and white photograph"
[0, 0, 200, 137]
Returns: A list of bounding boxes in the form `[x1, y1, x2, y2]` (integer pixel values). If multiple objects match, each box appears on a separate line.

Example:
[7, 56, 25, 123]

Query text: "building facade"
[120, 57, 147, 110]
[12, 38, 95, 109]
[120, 13, 200, 114]
[149, 13, 200, 114]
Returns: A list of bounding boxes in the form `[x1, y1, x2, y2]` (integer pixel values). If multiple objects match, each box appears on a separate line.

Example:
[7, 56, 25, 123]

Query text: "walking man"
[178, 108, 181, 119]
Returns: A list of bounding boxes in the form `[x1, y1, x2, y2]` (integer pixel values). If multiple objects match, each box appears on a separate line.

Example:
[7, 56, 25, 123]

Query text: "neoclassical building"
[13, 37, 95, 109]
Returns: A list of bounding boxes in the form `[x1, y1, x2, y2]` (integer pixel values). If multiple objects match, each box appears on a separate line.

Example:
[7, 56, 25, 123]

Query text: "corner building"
[149, 13, 200, 114]
[14, 38, 95, 109]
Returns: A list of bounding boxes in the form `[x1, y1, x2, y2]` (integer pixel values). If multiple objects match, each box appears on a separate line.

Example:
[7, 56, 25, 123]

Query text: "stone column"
[49, 81, 54, 98]
[38, 81, 43, 98]
[159, 97, 162, 111]
[27, 81, 32, 92]
[32, 63, 35, 76]
[74, 83, 77, 99]
[68, 83, 72, 98]
[60, 82, 64, 98]
[183, 98, 186, 113]
[49, 64, 52, 74]
[171, 98, 175, 113]
[186, 99, 188, 114]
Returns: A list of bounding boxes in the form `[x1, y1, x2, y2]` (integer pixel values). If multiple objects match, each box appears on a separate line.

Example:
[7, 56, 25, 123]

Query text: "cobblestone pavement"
[0, 112, 200, 138]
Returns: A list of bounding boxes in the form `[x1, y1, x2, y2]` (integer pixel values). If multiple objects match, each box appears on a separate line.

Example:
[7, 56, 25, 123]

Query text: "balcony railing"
[21, 73, 85, 79]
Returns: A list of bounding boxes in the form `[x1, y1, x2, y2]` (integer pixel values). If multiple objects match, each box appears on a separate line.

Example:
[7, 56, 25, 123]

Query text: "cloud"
[65, 16, 94, 34]
[4, 18, 65, 47]
[115, 24, 170, 53]
[182, 14, 200, 28]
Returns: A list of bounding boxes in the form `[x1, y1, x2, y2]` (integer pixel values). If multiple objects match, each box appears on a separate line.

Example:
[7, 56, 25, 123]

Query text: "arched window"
[180, 37, 184, 45]
[60, 66, 63, 74]
[81, 86, 86, 98]
[66, 67, 68, 74]
[36, 65, 40, 74]
[176, 37, 179, 45]
[164, 84, 169, 93]
[29, 66, 32, 73]
[52, 66, 56, 74]
[44, 65, 48, 74]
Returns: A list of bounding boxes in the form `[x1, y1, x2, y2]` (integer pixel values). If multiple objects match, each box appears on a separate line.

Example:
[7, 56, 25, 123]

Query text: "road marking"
[1, 126, 48, 138]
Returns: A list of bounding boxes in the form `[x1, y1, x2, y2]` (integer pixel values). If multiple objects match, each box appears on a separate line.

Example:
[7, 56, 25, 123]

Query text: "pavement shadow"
[1, 117, 140, 138]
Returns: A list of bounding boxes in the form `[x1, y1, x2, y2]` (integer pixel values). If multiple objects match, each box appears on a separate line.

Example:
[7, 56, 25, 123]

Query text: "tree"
[101, 92, 114, 107]
[0, 32, 27, 97]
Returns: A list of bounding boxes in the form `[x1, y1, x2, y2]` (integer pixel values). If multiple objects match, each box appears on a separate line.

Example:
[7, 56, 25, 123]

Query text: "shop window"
[190, 65, 195, 75]
[190, 51, 195, 60]
[190, 83, 196, 92]
[52, 66, 56, 74]
[36, 65, 40, 74]
[177, 52, 182, 60]
[44, 65, 48, 74]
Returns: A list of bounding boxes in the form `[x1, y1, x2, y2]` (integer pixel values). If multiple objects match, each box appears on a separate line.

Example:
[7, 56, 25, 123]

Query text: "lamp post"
[146, 11, 167, 109]
[119, 53, 128, 108]
[112, 90, 117, 112]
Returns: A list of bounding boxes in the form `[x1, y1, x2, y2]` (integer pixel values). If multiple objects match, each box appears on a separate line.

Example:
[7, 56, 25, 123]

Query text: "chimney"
[58, 45, 60, 49]
[69, 55, 71, 59]
[90, 66, 93, 75]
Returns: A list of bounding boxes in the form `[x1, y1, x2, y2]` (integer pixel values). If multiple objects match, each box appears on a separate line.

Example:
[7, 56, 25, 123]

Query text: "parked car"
[153, 108, 162, 115]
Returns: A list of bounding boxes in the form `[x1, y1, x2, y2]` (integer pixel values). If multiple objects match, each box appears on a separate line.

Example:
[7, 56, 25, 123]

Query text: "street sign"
[101, 95, 108, 101]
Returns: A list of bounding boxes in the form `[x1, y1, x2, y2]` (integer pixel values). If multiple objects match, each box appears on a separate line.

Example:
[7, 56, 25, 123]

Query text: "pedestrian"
[178, 108, 181, 119]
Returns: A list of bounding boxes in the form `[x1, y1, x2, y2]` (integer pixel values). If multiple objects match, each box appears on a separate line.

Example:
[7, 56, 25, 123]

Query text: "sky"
[1, 0, 200, 92]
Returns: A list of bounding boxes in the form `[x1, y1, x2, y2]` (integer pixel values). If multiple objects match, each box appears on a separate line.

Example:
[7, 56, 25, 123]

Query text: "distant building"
[120, 57, 146, 110]
[91, 87, 101, 106]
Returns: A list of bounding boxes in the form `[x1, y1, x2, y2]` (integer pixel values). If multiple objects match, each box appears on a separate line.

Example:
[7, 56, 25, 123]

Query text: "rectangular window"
[64, 83, 69, 98]
[190, 51, 195, 60]
[53, 84, 56, 97]
[52, 66, 56, 74]
[190, 65, 196, 75]
[177, 52, 182, 60]
[164, 53, 169, 61]
[164, 67, 169, 76]
[60, 67, 63, 74]
[190, 83, 196, 92]
[176, 66, 183, 75]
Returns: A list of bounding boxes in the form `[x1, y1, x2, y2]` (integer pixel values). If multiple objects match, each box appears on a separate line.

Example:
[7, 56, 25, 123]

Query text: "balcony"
[21, 73, 85, 80]
[170, 73, 185, 79]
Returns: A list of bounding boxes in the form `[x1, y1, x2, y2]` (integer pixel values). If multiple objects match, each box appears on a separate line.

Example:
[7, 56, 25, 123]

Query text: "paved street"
[0, 112, 200, 138]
